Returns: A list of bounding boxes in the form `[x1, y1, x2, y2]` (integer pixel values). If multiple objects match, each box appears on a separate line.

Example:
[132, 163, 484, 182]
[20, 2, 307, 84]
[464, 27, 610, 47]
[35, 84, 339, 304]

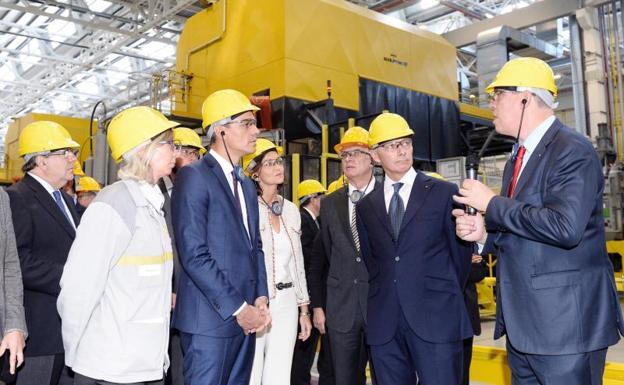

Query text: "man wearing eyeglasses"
[5, 121, 81, 385]
[453, 58, 624, 385]
[171, 89, 270, 385]
[355, 113, 472, 385]
[307, 126, 378, 385]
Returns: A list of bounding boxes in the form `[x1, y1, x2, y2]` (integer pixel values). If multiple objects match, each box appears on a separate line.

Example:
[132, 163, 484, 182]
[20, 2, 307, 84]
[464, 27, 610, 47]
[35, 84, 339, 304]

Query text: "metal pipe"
[611, 0, 624, 161]
[599, 5, 617, 156]
[569, 16, 589, 135]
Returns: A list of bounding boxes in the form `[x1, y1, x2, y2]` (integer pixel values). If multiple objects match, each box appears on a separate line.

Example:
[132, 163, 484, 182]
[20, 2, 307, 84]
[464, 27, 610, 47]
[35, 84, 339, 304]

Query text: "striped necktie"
[351, 204, 360, 253]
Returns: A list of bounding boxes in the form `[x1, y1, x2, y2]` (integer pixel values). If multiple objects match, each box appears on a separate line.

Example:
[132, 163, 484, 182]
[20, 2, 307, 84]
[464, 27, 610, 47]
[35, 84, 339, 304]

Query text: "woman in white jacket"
[57, 106, 179, 385]
[244, 139, 312, 385]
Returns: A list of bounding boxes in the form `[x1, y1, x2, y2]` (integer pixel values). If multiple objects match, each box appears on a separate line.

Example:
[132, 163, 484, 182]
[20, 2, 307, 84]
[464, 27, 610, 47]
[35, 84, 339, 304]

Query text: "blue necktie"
[52, 190, 72, 224]
[389, 182, 404, 239]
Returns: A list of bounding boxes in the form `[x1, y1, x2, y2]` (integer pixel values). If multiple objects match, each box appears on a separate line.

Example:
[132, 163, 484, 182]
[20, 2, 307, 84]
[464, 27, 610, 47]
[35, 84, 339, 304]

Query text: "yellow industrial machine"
[1, 113, 95, 184]
[172, 0, 462, 159]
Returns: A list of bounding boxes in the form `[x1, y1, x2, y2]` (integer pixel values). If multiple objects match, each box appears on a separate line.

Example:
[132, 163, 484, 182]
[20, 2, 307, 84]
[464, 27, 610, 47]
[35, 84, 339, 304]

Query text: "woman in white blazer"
[243, 139, 311, 385]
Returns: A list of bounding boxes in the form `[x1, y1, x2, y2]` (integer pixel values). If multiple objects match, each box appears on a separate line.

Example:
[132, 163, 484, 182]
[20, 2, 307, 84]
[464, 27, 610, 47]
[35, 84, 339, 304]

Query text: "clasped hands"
[236, 297, 272, 335]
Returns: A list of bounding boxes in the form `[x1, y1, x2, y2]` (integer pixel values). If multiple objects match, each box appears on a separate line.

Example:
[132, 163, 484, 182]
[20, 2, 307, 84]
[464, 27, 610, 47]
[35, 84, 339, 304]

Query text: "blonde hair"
[117, 130, 173, 184]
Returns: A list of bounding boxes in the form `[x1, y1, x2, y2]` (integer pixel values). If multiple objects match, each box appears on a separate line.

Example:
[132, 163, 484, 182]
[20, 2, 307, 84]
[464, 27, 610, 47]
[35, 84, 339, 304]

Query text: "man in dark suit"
[454, 57, 624, 385]
[171, 89, 270, 385]
[291, 179, 334, 385]
[308, 127, 376, 385]
[6, 121, 81, 385]
[161, 127, 206, 385]
[357, 112, 473, 385]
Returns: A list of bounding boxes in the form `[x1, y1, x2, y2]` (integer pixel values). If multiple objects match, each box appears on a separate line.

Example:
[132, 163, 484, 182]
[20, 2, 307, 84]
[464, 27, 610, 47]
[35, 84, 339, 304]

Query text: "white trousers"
[249, 287, 298, 385]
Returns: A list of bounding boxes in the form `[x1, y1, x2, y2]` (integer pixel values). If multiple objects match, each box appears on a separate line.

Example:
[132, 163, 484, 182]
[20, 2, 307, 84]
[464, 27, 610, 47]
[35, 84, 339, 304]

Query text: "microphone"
[465, 153, 479, 215]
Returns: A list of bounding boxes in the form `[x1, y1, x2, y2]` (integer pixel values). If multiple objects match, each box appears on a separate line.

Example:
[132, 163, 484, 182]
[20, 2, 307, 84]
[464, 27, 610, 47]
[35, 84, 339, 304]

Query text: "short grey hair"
[206, 117, 233, 140]
[517, 87, 558, 109]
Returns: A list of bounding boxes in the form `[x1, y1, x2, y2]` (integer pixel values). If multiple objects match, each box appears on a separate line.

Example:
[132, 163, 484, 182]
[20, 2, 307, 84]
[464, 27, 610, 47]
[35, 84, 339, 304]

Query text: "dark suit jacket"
[158, 178, 181, 294]
[464, 261, 487, 336]
[357, 172, 473, 346]
[309, 186, 374, 332]
[171, 153, 268, 337]
[6, 173, 79, 356]
[300, 208, 320, 293]
[484, 118, 624, 354]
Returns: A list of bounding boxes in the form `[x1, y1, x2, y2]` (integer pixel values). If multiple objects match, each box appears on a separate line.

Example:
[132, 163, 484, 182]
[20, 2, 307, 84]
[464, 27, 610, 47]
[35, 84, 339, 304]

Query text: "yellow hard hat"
[297, 179, 327, 202]
[73, 161, 86, 177]
[174, 127, 207, 155]
[76, 176, 101, 192]
[334, 126, 370, 153]
[327, 175, 346, 194]
[107, 106, 179, 163]
[242, 138, 284, 173]
[18, 121, 79, 157]
[368, 113, 414, 148]
[485, 57, 558, 97]
[201, 89, 260, 129]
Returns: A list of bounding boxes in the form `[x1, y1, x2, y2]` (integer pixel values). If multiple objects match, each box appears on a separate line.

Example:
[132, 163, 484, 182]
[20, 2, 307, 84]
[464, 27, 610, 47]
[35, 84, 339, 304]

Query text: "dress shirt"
[303, 206, 319, 228]
[209, 149, 250, 238]
[28, 172, 76, 229]
[383, 167, 417, 213]
[348, 178, 375, 227]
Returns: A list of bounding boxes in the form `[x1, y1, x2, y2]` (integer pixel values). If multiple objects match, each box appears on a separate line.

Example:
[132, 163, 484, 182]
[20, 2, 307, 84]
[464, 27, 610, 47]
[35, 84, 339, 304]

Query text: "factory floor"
[309, 301, 624, 385]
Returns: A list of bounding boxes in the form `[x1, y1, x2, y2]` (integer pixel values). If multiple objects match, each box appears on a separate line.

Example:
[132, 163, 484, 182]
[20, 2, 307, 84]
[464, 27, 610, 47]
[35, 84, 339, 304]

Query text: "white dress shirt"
[383, 167, 417, 213]
[209, 149, 250, 238]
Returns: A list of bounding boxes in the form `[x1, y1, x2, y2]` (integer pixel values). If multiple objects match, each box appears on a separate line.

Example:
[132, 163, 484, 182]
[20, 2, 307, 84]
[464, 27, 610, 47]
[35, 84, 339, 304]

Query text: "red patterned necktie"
[508, 146, 526, 198]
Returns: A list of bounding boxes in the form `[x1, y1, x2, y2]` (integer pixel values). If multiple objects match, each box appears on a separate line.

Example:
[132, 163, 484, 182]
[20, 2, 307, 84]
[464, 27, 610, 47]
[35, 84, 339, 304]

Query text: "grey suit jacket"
[309, 186, 370, 333]
[0, 188, 27, 338]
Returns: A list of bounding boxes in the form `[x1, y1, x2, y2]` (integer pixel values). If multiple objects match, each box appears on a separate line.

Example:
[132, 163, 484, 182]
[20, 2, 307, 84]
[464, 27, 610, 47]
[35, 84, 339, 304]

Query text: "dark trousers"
[328, 313, 375, 385]
[74, 372, 164, 385]
[506, 339, 607, 385]
[180, 331, 255, 385]
[462, 337, 473, 385]
[291, 327, 334, 385]
[165, 330, 184, 385]
[13, 353, 65, 385]
[370, 313, 463, 385]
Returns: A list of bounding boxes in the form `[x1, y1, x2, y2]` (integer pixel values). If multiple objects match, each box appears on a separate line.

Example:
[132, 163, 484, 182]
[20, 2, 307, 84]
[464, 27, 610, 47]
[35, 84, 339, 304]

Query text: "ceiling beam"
[443, 0, 612, 47]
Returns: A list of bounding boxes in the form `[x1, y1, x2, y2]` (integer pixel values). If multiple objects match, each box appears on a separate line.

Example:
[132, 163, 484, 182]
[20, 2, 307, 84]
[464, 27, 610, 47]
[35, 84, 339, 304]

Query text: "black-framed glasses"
[340, 149, 370, 160]
[225, 118, 257, 129]
[45, 148, 78, 159]
[180, 147, 200, 159]
[488, 87, 519, 102]
[376, 138, 412, 152]
[261, 157, 285, 168]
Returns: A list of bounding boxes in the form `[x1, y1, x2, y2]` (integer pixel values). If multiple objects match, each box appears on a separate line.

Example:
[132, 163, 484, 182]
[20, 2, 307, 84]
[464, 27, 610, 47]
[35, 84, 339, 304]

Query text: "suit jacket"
[357, 172, 473, 346]
[6, 174, 79, 355]
[309, 186, 374, 333]
[464, 261, 487, 336]
[484, 118, 624, 354]
[0, 188, 27, 338]
[158, 178, 181, 294]
[170, 153, 268, 337]
[300, 208, 320, 294]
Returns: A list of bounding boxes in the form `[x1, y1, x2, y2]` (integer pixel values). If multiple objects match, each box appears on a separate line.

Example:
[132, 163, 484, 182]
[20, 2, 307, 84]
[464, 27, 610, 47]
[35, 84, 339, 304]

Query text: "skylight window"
[87, 0, 113, 13]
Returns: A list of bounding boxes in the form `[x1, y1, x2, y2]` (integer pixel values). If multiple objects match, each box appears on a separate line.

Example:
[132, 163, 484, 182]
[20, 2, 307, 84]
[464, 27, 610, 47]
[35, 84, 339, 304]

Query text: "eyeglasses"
[225, 118, 257, 129]
[376, 138, 412, 152]
[261, 157, 285, 168]
[180, 147, 200, 158]
[488, 88, 518, 102]
[158, 140, 177, 151]
[340, 149, 370, 160]
[45, 148, 78, 159]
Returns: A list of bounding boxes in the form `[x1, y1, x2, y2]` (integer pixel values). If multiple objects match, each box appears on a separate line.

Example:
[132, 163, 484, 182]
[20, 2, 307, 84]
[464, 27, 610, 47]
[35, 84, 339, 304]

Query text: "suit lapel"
[369, 183, 393, 238]
[399, 173, 432, 234]
[241, 177, 256, 247]
[512, 119, 561, 197]
[62, 191, 80, 228]
[334, 190, 357, 250]
[24, 175, 75, 238]
[205, 155, 251, 246]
